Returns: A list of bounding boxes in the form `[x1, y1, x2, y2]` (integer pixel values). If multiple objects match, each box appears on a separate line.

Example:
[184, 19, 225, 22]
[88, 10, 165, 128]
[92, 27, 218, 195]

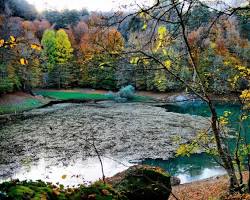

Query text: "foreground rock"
[0, 102, 209, 179]
[107, 165, 172, 200]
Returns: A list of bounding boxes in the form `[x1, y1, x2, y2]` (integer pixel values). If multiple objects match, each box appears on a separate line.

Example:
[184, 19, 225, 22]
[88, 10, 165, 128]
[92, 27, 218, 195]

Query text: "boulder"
[107, 165, 172, 200]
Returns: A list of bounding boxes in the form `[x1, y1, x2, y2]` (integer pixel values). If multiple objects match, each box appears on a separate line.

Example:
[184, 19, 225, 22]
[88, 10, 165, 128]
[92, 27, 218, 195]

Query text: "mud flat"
[0, 101, 209, 181]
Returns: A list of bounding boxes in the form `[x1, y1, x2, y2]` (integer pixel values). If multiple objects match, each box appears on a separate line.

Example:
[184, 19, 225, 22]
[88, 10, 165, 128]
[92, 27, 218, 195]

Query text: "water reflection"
[178, 168, 226, 183]
[143, 154, 226, 184]
[153, 101, 249, 183]
[0, 157, 132, 186]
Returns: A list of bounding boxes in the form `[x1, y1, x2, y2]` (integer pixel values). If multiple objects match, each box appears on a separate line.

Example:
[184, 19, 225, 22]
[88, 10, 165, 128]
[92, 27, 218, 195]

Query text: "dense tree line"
[0, 0, 249, 95]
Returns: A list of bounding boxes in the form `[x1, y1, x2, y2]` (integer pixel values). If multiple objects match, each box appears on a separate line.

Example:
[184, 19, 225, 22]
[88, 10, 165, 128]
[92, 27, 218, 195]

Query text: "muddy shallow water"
[0, 101, 209, 185]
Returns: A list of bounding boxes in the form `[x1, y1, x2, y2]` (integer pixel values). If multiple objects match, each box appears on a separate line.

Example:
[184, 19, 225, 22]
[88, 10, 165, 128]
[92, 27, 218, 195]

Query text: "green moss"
[68, 181, 127, 200]
[0, 180, 126, 200]
[0, 99, 43, 115]
[8, 186, 34, 200]
[112, 166, 171, 200]
[0, 167, 170, 200]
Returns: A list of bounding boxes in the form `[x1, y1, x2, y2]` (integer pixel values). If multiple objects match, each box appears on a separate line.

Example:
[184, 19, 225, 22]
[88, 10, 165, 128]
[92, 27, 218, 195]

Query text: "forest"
[0, 0, 248, 94]
[0, 0, 250, 199]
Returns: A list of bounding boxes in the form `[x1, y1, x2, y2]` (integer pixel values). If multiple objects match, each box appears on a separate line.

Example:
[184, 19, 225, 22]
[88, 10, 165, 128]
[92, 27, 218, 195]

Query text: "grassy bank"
[0, 98, 44, 115]
[0, 89, 153, 115]
[35, 90, 152, 102]
[35, 90, 110, 101]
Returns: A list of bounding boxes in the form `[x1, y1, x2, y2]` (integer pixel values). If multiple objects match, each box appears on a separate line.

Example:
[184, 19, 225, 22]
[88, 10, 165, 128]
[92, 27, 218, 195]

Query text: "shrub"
[118, 85, 135, 99]
[106, 85, 136, 103]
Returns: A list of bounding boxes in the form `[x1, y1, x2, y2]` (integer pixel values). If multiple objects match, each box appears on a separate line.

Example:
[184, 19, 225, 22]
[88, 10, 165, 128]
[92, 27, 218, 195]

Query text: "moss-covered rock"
[107, 165, 172, 200]
[0, 180, 66, 200]
[0, 180, 127, 200]
[68, 182, 128, 200]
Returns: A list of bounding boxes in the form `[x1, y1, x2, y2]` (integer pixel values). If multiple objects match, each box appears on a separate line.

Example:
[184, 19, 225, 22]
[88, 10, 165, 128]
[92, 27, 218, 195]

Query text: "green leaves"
[55, 29, 73, 64]
[41, 29, 73, 67]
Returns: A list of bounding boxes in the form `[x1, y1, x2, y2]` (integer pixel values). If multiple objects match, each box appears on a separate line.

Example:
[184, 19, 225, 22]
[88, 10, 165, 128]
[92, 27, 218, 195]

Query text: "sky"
[26, 0, 155, 12]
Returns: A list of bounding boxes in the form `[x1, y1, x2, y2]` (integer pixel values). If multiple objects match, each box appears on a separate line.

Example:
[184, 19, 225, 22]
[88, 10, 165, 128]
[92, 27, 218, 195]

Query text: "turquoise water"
[143, 100, 249, 183]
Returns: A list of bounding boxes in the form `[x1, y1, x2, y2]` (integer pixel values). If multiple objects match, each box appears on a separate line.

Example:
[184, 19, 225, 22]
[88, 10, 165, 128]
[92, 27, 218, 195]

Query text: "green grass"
[35, 90, 153, 102]
[0, 99, 43, 115]
[35, 90, 110, 100]
[131, 95, 153, 102]
[0, 90, 154, 115]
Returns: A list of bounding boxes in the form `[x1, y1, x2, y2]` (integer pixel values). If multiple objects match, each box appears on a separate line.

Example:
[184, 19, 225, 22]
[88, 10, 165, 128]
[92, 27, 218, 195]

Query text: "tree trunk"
[209, 101, 239, 192]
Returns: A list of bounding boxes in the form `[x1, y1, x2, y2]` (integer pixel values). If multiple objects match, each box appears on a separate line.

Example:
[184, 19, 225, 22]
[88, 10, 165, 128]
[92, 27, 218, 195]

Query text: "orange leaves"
[0, 39, 4, 47]
[22, 20, 36, 32]
[80, 27, 124, 61]
[215, 39, 228, 55]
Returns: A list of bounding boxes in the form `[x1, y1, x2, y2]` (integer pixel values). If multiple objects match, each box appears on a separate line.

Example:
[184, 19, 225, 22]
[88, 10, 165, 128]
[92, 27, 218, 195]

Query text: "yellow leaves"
[31, 44, 42, 51]
[223, 61, 230, 66]
[210, 42, 216, 49]
[228, 74, 240, 89]
[0, 39, 4, 47]
[176, 144, 192, 157]
[240, 90, 250, 100]
[219, 116, 228, 126]
[163, 49, 168, 56]
[154, 26, 172, 53]
[158, 26, 167, 40]
[142, 23, 147, 31]
[219, 111, 232, 126]
[0, 36, 17, 48]
[61, 175, 67, 179]
[236, 65, 247, 71]
[234, 65, 250, 78]
[10, 35, 15, 42]
[20, 58, 28, 65]
[164, 60, 171, 70]
[0, 36, 16, 48]
[9, 36, 16, 48]
[240, 90, 250, 109]
[130, 57, 139, 65]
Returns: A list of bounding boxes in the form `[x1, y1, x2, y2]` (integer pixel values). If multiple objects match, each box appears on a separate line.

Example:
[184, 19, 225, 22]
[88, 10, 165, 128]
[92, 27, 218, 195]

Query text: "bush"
[106, 85, 136, 103]
[118, 85, 135, 99]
